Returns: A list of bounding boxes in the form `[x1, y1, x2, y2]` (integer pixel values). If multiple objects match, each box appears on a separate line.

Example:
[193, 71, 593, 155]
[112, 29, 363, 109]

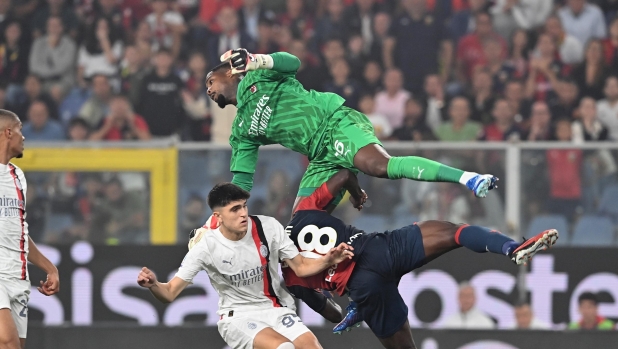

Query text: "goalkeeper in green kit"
[206, 48, 498, 207]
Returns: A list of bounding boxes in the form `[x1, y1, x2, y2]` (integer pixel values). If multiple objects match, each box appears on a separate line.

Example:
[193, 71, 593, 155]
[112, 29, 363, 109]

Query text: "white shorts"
[217, 307, 311, 349]
[0, 278, 30, 339]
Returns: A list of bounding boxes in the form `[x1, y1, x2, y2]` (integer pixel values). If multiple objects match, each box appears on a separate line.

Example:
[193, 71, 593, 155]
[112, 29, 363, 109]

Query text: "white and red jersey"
[176, 215, 299, 315]
[0, 163, 29, 281]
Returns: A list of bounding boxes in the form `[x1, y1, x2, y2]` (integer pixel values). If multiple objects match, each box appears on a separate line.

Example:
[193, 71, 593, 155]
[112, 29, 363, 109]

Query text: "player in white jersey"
[137, 182, 353, 349]
[0, 109, 59, 349]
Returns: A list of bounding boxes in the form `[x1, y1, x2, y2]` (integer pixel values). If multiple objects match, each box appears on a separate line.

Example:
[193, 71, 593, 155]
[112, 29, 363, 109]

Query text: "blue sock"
[456, 225, 519, 256]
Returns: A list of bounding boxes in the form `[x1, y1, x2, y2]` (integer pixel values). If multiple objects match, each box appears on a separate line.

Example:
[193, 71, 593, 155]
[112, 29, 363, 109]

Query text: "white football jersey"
[0, 163, 29, 281]
[176, 215, 299, 315]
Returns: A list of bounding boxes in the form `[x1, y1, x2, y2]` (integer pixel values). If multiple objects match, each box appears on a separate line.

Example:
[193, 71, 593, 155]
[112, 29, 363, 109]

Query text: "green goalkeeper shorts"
[297, 106, 382, 204]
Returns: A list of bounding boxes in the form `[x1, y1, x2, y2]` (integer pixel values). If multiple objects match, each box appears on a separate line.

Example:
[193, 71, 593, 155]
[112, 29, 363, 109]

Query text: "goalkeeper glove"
[188, 214, 219, 250]
[220, 48, 273, 75]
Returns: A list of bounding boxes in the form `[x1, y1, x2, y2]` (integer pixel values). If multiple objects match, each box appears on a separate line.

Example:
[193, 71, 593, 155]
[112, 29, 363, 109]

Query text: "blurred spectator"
[391, 97, 436, 141]
[366, 12, 389, 66]
[526, 33, 567, 102]
[314, 0, 346, 48]
[120, 45, 151, 107]
[572, 96, 609, 142]
[134, 19, 157, 52]
[29, 16, 76, 95]
[67, 117, 91, 141]
[506, 29, 529, 80]
[546, 119, 583, 218]
[78, 74, 112, 129]
[91, 177, 148, 244]
[272, 22, 293, 51]
[277, 0, 314, 41]
[0, 83, 9, 111]
[254, 17, 278, 54]
[136, 49, 184, 137]
[483, 38, 515, 94]
[179, 193, 207, 233]
[22, 100, 65, 141]
[491, 0, 552, 35]
[385, 0, 452, 94]
[480, 98, 522, 141]
[374, 68, 410, 129]
[504, 79, 531, 125]
[571, 40, 608, 100]
[443, 282, 495, 329]
[346, 34, 366, 81]
[31, 0, 79, 39]
[261, 170, 295, 224]
[436, 97, 482, 141]
[145, 0, 187, 59]
[510, 302, 550, 330]
[545, 15, 584, 66]
[24, 180, 46, 242]
[527, 101, 553, 141]
[206, 6, 255, 67]
[180, 52, 212, 141]
[238, 0, 275, 43]
[423, 74, 446, 132]
[12, 75, 59, 122]
[321, 38, 346, 69]
[0, 21, 29, 103]
[597, 75, 618, 140]
[358, 94, 391, 140]
[287, 39, 327, 91]
[360, 60, 382, 95]
[456, 12, 507, 84]
[449, 0, 489, 43]
[90, 95, 151, 141]
[323, 59, 362, 110]
[558, 0, 607, 47]
[344, 0, 383, 53]
[0, 0, 16, 37]
[549, 79, 579, 120]
[77, 17, 124, 85]
[11, 0, 38, 21]
[569, 292, 615, 330]
[468, 68, 496, 124]
[603, 18, 618, 72]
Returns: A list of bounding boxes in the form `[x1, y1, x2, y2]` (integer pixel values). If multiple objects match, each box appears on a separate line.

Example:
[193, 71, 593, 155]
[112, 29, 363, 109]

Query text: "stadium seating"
[597, 185, 618, 221]
[570, 216, 615, 246]
[526, 215, 570, 245]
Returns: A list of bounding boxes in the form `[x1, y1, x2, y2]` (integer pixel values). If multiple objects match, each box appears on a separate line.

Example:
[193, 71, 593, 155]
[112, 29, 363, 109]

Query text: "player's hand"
[220, 48, 270, 74]
[137, 267, 157, 288]
[325, 242, 354, 265]
[37, 272, 59, 296]
[349, 189, 367, 211]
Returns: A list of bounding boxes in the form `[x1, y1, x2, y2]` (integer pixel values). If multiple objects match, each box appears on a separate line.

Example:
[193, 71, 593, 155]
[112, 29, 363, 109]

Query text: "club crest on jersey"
[250, 85, 257, 93]
[260, 244, 268, 258]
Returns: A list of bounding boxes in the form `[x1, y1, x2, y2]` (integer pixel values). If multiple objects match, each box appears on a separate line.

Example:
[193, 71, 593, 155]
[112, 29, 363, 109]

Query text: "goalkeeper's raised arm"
[221, 49, 300, 75]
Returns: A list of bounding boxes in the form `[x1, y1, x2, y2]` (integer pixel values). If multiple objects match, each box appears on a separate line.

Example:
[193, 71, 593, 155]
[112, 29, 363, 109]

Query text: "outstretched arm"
[28, 237, 59, 296]
[230, 134, 259, 192]
[137, 267, 189, 303]
[221, 49, 300, 75]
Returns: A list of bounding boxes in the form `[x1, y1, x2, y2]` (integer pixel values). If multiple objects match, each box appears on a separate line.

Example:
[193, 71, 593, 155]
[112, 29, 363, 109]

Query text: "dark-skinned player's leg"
[378, 320, 417, 349]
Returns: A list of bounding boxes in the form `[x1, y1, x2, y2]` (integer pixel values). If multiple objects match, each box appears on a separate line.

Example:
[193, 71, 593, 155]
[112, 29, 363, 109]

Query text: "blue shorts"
[346, 224, 426, 338]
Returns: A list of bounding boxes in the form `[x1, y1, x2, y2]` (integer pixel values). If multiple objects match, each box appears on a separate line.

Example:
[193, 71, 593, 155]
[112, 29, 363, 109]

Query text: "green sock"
[386, 156, 465, 183]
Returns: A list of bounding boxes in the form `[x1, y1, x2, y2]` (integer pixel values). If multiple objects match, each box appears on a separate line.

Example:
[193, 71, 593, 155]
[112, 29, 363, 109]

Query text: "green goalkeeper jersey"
[229, 52, 346, 190]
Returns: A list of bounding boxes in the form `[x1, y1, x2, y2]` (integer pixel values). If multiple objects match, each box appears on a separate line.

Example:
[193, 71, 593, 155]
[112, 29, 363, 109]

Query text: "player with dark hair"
[139, 182, 354, 349]
[0, 109, 60, 349]
[206, 49, 498, 208]
[278, 169, 558, 349]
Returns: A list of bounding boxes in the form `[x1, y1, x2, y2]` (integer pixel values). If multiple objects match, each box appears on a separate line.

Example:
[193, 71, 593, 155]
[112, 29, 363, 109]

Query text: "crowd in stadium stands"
[0, 0, 617, 143]
[4, 0, 618, 244]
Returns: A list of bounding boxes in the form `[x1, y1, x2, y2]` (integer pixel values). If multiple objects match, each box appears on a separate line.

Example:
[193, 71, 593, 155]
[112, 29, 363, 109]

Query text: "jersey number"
[18, 299, 27, 318]
[334, 140, 351, 158]
[282, 314, 302, 328]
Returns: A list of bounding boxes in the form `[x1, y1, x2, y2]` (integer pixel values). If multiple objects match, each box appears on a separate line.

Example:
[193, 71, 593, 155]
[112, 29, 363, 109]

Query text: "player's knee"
[0, 336, 21, 349]
[276, 342, 295, 349]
